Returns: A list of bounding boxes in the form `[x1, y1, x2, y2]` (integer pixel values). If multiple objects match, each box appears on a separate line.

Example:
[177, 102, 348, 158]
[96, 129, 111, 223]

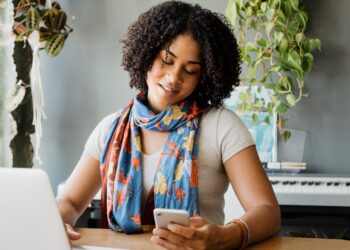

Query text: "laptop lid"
[0, 168, 71, 250]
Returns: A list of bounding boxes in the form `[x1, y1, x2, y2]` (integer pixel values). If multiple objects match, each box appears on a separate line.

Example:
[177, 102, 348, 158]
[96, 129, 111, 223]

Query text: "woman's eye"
[185, 69, 197, 75]
[161, 58, 173, 65]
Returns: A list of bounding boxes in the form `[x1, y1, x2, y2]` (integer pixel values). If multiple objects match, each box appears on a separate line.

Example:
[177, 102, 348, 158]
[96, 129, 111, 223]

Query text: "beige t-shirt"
[84, 107, 254, 225]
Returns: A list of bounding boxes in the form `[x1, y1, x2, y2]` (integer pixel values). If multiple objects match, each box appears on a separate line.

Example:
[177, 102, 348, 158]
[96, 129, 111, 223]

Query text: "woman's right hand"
[65, 223, 81, 240]
[57, 154, 101, 241]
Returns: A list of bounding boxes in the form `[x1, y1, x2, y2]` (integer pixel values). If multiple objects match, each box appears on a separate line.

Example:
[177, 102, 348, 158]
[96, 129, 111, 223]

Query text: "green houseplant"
[225, 0, 321, 140]
[8, 0, 72, 167]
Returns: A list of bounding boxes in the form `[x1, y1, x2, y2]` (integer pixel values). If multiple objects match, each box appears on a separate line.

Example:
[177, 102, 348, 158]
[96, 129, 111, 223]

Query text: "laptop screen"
[0, 168, 71, 250]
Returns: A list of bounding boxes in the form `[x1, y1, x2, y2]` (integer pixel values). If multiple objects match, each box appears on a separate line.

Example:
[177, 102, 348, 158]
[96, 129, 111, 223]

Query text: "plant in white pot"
[225, 0, 321, 140]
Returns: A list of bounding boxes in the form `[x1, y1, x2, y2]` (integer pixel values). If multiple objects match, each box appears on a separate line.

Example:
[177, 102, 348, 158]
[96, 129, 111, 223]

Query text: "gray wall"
[38, 0, 350, 192]
[285, 0, 350, 174]
[38, 0, 228, 192]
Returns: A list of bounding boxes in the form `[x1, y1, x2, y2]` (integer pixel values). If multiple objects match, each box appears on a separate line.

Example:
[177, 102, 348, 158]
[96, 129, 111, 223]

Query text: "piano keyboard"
[269, 174, 350, 207]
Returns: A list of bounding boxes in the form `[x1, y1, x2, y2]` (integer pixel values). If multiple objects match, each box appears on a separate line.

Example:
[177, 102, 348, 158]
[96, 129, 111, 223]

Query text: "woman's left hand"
[151, 216, 222, 250]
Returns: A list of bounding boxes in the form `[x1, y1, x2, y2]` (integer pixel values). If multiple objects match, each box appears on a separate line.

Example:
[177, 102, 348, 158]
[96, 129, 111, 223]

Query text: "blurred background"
[1, 0, 350, 225]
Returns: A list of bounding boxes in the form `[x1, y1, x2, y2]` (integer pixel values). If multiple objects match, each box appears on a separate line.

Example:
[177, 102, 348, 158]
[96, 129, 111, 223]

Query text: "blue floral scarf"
[100, 93, 203, 234]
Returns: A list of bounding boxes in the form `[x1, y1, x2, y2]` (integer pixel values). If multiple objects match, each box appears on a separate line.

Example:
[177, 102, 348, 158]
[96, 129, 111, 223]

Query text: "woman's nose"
[167, 66, 183, 84]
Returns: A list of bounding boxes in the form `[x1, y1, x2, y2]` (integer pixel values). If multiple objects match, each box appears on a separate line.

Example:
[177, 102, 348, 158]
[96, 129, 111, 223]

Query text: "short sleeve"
[84, 113, 118, 161]
[217, 108, 255, 163]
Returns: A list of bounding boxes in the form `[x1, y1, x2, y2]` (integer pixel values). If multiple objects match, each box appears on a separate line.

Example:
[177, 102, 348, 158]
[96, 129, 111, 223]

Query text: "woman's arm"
[152, 145, 280, 249]
[56, 153, 101, 229]
[221, 145, 281, 246]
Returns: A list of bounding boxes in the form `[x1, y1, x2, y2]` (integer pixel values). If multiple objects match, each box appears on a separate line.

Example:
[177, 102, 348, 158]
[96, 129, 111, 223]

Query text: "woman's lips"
[158, 83, 178, 93]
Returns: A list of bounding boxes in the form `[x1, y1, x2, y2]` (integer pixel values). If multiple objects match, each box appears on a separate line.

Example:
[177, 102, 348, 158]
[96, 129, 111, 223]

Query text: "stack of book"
[262, 161, 307, 174]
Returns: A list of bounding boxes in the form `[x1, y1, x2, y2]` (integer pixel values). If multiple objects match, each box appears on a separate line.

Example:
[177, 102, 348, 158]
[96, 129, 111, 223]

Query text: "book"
[264, 161, 307, 170]
[281, 162, 307, 170]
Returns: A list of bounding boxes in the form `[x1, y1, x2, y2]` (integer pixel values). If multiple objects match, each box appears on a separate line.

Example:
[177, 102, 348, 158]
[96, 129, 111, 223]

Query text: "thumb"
[189, 216, 207, 228]
[65, 223, 81, 240]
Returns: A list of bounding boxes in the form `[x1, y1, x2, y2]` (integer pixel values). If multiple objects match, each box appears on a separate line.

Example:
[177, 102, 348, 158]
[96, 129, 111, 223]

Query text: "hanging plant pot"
[9, 0, 73, 167]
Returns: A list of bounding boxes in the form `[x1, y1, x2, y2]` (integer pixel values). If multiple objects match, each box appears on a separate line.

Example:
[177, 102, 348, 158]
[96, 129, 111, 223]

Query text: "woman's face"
[146, 33, 202, 113]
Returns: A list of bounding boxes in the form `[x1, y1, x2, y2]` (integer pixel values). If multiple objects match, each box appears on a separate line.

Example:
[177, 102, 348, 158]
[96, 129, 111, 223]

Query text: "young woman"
[57, 1, 280, 249]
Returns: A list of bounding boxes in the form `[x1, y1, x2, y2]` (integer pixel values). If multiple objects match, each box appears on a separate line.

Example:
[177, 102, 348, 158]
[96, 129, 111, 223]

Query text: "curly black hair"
[121, 0, 241, 108]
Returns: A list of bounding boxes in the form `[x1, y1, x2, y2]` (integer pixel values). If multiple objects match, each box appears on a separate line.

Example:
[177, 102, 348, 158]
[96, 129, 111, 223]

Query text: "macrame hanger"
[28, 30, 46, 164]
[26, 0, 55, 164]
[46, 0, 52, 8]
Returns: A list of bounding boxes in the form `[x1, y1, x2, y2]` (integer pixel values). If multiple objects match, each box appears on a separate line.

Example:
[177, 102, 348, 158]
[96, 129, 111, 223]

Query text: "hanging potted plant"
[7, 0, 72, 167]
[225, 0, 321, 140]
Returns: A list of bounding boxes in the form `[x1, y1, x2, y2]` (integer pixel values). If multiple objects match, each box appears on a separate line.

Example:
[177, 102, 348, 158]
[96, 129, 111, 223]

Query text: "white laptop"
[0, 168, 125, 250]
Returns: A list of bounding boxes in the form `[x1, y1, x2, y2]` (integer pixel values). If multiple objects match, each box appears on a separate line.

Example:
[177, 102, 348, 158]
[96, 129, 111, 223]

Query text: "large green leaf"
[295, 10, 307, 30]
[278, 38, 288, 54]
[304, 38, 321, 53]
[257, 38, 267, 47]
[276, 103, 288, 113]
[295, 32, 303, 44]
[225, 0, 237, 26]
[260, 2, 267, 12]
[283, 130, 292, 141]
[286, 94, 296, 106]
[281, 0, 292, 17]
[291, 0, 299, 11]
[302, 53, 314, 73]
[287, 50, 302, 71]
[266, 8, 275, 21]
[26, 6, 41, 32]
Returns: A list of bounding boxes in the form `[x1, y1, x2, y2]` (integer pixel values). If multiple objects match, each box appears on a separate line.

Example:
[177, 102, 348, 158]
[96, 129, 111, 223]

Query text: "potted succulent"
[225, 0, 321, 140]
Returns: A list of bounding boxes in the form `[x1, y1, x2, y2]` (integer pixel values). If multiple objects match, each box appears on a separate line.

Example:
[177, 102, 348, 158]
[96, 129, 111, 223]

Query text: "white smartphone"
[153, 208, 190, 229]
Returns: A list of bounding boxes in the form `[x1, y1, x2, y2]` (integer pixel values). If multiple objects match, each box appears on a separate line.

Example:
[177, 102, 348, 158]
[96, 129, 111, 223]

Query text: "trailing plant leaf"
[43, 8, 59, 32]
[263, 115, 270, 124]
[13, 21, 27, 36]
[286, 94, 296, 106]
[28, 0, 46, 6]
[295, 32, 303, 44]
[278, 38, 288, 54]
[52, 1, 61, 10]
[12, 1, 73, 57]
[45, 33, 65, 57]
[252, 113, 258, 125]
[39, 27, 51, 42]
[257, 38, 267, 47]
[276, 103, 288, 113]
[302, 53, 314, 73]
[290, 0, 299, 11]
[54, 10, 67, 31]
[26, 6, 41, 33]
[283, 130, 291, 141]
[14, 0, 29, 18]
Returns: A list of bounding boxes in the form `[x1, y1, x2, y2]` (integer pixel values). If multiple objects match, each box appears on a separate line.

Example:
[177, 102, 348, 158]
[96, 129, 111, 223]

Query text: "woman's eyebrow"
[164, 49, 201, 65]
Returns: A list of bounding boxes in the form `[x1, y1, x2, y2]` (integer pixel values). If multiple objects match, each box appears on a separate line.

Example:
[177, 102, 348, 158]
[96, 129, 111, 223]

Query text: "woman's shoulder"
[95, 108, 123, 131]
[201, 106, 251, 137]
[202, 106, 242, 124]
[84, 109, 123, 155]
